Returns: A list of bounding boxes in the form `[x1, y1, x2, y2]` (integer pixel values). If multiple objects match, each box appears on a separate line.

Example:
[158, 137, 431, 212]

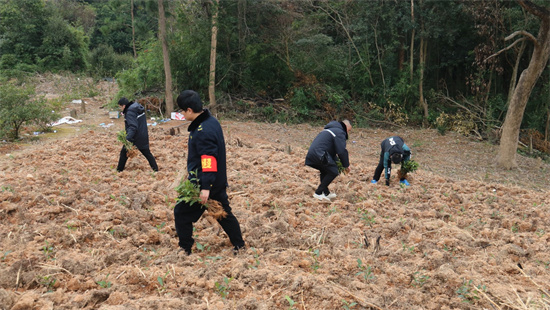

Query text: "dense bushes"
[0, 80, 59, 141]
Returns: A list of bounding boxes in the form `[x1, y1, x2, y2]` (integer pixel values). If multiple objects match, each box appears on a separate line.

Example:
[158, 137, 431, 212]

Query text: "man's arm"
[334, 132, 350, 167]
[403, 143, 411, 162]
[383, 152, 391, 185]
[196, 132, 219, 195]
[125, 109, 138, 142]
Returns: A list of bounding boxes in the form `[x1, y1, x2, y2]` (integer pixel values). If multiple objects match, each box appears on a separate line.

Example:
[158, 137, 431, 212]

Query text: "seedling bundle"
[117, 130, 137, 158]
[174, 171, 227, 220]
[397, 159, 419, 180]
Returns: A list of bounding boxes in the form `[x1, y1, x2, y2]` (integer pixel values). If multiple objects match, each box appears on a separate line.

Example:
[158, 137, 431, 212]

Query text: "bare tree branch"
[485, 37, 527, 62]
[517, 0, 550, 21]
[505, 30, 538, 46]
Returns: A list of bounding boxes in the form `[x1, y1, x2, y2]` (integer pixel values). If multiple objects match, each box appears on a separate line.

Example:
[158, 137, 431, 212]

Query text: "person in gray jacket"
[305, 120, 351, 202]
[116, 97, 158, 172]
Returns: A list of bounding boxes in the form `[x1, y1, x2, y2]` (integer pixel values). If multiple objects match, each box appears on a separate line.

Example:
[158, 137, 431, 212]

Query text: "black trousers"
[306, 154, 339, 195]
[372, 152, 387, 181]
[174, 190, 245, 253]
[117, 146, 158, 172]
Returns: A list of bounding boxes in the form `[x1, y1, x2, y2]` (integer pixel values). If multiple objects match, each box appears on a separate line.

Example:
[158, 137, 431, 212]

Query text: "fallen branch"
[329, 280, 383, 310]
[473, 285, 501, 310]
[38, 263, 73, 275]
[516, 265, 550, 297]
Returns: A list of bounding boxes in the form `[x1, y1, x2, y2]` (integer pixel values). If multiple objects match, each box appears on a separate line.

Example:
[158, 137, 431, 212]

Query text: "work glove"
[385, 179, 390, 186]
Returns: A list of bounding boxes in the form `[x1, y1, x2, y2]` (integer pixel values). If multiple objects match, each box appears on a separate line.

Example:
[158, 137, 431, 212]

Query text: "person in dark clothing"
[371, 136, 411, 186]
[305, 120, 351, 202]
[173, 90, 245, 255]
[116, 97, 158, 172]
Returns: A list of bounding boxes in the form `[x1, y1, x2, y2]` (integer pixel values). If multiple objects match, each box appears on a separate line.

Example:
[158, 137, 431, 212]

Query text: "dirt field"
[1, 78, 549, 310]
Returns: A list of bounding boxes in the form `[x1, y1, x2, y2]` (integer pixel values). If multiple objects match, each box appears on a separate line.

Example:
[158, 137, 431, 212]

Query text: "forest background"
[1, 0, 549, 165]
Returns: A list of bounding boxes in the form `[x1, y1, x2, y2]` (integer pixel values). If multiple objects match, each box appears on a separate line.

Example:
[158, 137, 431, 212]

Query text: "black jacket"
[123, 102, 149, 149]
[186, 109, 227, 193]
[380, 136, 411, 179]
[305, 121, 350, 168]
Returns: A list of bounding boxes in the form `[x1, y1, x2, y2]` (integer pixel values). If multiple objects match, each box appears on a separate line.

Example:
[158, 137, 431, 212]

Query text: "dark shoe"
[179, 248, 191, 256]
[233, 245, 245, 256]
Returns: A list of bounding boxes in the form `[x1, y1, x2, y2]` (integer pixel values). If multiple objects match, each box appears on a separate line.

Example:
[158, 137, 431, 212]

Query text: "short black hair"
[118, 97, 130, 106]
[391, 152, 403, 164]
[176, 90, 203, 112]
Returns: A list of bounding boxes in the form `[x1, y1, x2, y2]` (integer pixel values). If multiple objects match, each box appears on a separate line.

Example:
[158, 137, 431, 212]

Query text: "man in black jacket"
[173, 90, 245, 255]
[116, 97, 158, 172]
[305, 120, 351, 202]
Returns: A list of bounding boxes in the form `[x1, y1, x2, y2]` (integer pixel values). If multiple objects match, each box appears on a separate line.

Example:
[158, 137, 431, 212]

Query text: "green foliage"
[342, 299, 358, 310]
[117, 130, 135, 152]
[456, 279, 486, 303]
[358, 208, 376, 227]
[0, 81, 59, 141]
[336, 159, 347, 175]
[215, 277, 233, 299]
[157, 270, 170, 292]
[115, 39, 164, 100]
[89, 44, 134, 78]
[0, 0, 89, 73]
[356, 259, 375, 282]
[285, 295, 297, 310]
[0, 0, 49, 65]
[401, 160, 419, 175]
[38, 15, 89, 72]
[96, 274, 112, 288]
[1, 0, 546, 131]
[174, 171, 201, 207]
[90, 1, 157, 54]
[411, 271, 430, 288]
[309, 248, 321, 272]
[39, 275, 57, 292]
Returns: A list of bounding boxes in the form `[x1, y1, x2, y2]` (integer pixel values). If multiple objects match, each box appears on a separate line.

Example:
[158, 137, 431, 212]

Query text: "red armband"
[201, 155, 218, 172]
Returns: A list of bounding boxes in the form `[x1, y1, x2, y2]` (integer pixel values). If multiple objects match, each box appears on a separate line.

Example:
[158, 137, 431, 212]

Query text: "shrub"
[0, 81, 59, 141]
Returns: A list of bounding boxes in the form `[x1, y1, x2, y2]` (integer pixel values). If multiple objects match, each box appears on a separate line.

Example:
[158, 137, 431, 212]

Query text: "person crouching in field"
[305, 120, 351, 202]
[173, 90, 245, 256]
[370, 136, 411, 186]
[116, 97, 158, 172]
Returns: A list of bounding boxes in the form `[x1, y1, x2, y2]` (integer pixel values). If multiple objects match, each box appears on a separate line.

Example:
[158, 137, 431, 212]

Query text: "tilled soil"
[1, 81, 549, 310]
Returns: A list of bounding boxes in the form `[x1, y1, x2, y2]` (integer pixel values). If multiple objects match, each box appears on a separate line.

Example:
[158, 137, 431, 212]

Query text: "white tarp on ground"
[50, 116, 83, 126]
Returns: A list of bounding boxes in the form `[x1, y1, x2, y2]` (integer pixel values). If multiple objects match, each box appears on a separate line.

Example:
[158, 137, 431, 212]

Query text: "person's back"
[124, 102, 149, 149]
[371, 136, 410, 186]
[305, 120, 351, 201]
[116, 98, 158, 172]
[306, 120, 350, 167]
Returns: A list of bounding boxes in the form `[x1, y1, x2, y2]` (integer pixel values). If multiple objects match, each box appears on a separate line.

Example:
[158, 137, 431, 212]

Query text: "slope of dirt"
[1, 80, 549, 310]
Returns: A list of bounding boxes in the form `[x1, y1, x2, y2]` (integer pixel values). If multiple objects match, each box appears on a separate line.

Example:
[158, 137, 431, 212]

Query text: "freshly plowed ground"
[1, 79, 549, 310]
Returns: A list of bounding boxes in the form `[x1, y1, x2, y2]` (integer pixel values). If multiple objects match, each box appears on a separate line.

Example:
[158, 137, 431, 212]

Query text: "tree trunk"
[547, 62, 550, 141]
[131, 0, 137, 59]
[506, 40, 526, 107]
[409, 0, 415, 82]
[497, 0, 550, 169]
[546, 108, 549, 141]
[398, 36, 405, 71]
[419, 20, 428, 124]
[208, 0, 219, 108]
[158, 0, 174, 116]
